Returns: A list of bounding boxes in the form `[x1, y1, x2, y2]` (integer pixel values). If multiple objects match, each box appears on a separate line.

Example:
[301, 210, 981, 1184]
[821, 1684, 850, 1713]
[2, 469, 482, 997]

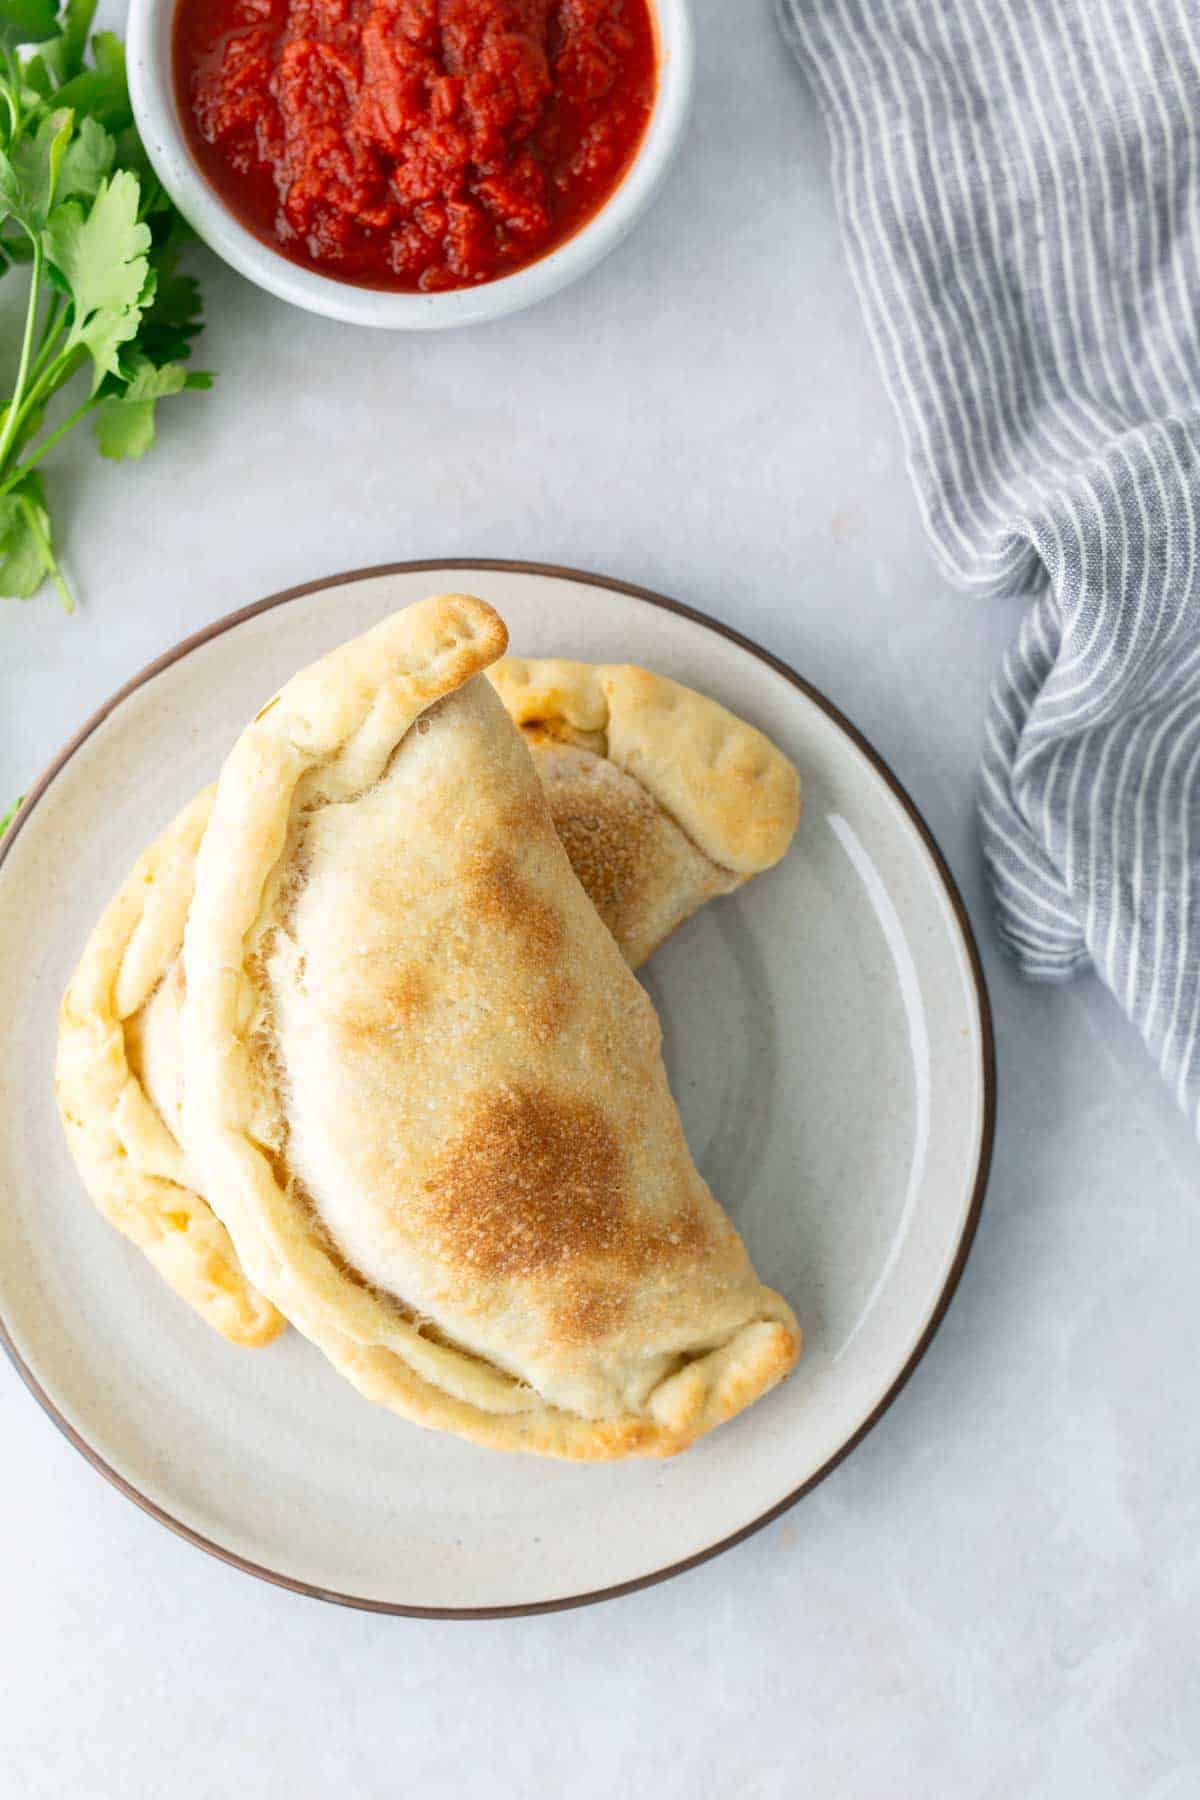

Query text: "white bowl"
[127, 0, 694, 330]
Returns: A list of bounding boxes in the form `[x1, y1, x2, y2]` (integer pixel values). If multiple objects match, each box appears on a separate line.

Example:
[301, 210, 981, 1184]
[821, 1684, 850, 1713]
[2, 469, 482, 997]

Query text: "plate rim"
[0, 557, 997, 1620]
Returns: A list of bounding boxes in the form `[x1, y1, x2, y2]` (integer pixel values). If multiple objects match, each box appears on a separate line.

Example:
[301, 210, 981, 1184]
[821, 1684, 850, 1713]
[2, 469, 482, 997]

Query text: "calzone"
[56, 636, 800, 1352]
[491, 655, 798, 966]
[177, 594, 799, 1457]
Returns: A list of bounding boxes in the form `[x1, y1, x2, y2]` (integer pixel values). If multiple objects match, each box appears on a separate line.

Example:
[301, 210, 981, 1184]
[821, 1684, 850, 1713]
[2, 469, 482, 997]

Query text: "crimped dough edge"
[488, 657, 801, 876]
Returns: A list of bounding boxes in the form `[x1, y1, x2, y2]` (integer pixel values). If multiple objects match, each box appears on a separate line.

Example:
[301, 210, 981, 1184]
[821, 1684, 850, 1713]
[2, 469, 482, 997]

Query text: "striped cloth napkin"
[778, 0, 1200, 1127]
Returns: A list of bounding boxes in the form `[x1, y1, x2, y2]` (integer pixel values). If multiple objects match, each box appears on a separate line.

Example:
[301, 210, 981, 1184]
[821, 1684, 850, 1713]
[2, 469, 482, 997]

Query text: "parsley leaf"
[0, 469, 62, 599]
[91, 386, 155, 458]
[2, 104, 72, 224]
[21, 51, 52, 97]
[52, 31, 128, 129]
[0, 3, 212, 605]
[56, 112, 112, 202]
[0, 0, 60, 51]
[138, 219, 206, 363]
[47, 169, 152, 384]
[94, 355, 211, 460]
[41, 0, 95, 84]
[0, 794, 24, 835]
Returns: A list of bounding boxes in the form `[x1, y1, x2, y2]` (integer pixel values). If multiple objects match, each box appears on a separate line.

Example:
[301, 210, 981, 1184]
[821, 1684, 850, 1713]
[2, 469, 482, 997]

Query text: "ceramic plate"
[0, 562, 994, 1616]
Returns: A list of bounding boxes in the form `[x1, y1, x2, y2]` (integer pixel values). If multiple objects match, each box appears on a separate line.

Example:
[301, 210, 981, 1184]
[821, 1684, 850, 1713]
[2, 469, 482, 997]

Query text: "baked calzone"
[491, 656, 799, 966]
[56, 631, 800, 1353]
[174, 594, 798, 1457]
[55, 789, 286, 1346]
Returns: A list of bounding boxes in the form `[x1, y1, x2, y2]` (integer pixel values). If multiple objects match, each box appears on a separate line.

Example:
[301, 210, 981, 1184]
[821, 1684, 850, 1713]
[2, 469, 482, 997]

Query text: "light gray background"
[2, 4, 1197, 1796]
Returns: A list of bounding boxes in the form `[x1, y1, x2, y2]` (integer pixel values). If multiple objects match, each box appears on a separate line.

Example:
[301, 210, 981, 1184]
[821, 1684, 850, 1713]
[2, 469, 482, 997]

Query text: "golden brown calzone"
[56, 634, 799, 1355]
[175, 595, 798, 1457]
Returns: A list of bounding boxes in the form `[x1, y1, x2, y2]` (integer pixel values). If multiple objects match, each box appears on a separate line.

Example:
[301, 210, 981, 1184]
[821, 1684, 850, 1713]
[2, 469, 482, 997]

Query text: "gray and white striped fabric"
[779, 0, 1200, 1125]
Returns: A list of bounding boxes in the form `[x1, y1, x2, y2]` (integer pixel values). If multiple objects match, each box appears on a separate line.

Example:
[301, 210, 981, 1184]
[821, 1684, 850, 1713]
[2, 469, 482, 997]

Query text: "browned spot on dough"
[377, 964, 430, 1021]
[336, 964, 431, 1049]
[420, 1087, 714, 1338]
[461, 848, 576, 1040]
[522, 718, 572, 744]
[529, 974, 576, 1044]
[525, 739, 676, 943]
[522, 719, 609, 758]
[493, 788, 554, 854]
[546, 786, 656, 933]
[423, 1087, 625, 1279]
[553, 1283, 629, 1342]
[464, 849, 565, 959]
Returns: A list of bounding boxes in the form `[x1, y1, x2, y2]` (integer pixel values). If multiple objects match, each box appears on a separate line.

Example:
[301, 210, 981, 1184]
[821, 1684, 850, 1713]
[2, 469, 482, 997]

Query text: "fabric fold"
[780, 0, 1200, 1123]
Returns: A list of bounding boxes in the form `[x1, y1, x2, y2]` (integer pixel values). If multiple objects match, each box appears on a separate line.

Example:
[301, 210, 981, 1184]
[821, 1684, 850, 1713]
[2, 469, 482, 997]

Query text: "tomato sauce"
[173, 0, 658, 293]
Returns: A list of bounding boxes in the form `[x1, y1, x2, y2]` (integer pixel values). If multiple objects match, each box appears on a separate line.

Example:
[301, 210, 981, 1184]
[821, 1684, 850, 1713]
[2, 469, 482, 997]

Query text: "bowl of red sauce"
[128, 0, 693, 328]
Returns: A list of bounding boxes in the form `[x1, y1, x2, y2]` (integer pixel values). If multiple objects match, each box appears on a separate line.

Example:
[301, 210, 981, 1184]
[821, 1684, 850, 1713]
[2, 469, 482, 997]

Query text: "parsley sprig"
[0, 0, 212, 607]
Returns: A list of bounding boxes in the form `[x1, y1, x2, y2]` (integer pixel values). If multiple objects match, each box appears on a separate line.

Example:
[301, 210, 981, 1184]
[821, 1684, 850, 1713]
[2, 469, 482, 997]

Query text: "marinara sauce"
[173, 0, 658, 292]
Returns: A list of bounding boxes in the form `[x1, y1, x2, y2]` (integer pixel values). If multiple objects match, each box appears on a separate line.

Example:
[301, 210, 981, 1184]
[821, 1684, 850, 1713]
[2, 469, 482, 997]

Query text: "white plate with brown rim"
[0, 560, 994, 1616]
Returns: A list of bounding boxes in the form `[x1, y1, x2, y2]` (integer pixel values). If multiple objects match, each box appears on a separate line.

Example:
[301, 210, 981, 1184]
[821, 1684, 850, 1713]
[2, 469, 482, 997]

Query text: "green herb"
[0, 793, 22, 834]
[0, 0, 211, 607]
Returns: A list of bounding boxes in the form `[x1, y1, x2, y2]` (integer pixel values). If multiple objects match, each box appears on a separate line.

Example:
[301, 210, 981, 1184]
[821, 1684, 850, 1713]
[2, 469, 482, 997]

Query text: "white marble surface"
[2, 4, 1199, 1795]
